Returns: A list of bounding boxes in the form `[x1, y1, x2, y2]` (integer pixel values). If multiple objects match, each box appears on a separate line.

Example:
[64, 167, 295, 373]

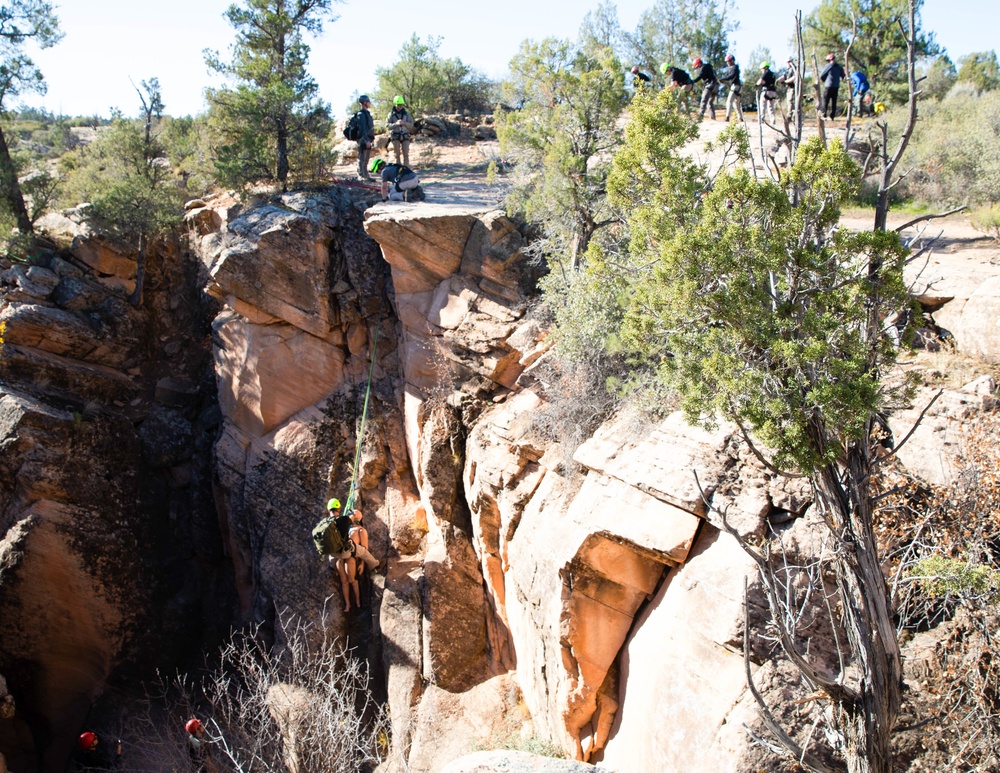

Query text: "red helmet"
[631, 66, 639, 74]
[185, 718, 202, 734]
[693, 57, 703, 68]
[826, 53, 836, 61]
[78, 732, 97, 751]
[725, 54, 735, 63]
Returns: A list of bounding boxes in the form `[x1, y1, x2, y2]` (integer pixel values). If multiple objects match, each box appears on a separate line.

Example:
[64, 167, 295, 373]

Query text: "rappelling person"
[312, 498, 379, 613]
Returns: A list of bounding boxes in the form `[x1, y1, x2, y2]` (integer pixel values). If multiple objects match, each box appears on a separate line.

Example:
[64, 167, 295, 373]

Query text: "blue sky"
[18, 0, 999, 119]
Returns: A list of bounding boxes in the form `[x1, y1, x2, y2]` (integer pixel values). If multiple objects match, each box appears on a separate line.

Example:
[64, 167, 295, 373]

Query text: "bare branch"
[894, 206, 969, 234]
[742, 582, 848, 773]
[877, 389, 944, 464]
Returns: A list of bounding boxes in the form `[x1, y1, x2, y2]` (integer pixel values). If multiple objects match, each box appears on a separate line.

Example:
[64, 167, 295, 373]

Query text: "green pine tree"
[205, 0, 336, 193]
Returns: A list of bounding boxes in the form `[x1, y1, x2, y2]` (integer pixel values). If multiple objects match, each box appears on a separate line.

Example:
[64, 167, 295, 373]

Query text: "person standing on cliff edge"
[355, 95, 376, 181]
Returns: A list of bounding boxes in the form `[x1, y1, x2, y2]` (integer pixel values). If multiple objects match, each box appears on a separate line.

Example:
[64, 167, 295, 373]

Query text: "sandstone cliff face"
[7, 186, 995, 773]
[0, 222, 226, 771]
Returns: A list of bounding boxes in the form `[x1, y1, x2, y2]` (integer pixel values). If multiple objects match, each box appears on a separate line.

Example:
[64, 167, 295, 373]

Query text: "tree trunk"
[129, 232, 147, 308]
[276, 117, 289, 189]
[813, 444, 902, 773]
[0, 124, 34, 236]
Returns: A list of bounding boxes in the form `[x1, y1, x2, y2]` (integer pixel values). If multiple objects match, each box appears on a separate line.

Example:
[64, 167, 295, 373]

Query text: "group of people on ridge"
[635, 51, 872, 122]
[349, 93, 422, 202]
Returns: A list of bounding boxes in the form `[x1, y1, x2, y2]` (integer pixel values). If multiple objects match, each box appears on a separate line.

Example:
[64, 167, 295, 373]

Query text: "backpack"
[344, 111, 363, 142]
[312, 513, 353, 556]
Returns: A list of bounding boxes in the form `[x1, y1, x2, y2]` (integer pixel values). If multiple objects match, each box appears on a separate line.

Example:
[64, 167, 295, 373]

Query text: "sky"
[16, 0, 1000, 120]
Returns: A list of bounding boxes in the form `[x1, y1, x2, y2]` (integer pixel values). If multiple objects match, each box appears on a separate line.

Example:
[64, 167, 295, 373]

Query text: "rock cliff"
[2, 186, 997, 773]
[0, 217, 228, 771]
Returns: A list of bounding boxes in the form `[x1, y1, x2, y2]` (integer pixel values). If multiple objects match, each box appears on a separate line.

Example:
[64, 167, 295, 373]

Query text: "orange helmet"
[185, 718, 202, 734]
[78, 732, 97, 751]
[693, 57, 703, 68]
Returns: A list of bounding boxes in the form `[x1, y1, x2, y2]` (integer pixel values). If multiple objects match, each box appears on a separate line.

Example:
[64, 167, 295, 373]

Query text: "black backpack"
[344, 111, 363, 142]
[312, 513, 353, 556]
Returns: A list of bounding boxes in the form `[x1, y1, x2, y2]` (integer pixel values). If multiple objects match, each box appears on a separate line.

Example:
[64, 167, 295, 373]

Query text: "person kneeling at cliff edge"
[370, 158, 421, 202]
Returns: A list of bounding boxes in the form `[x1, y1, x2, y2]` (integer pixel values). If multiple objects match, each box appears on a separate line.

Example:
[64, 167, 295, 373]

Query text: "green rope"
[344, 288, 385, 515]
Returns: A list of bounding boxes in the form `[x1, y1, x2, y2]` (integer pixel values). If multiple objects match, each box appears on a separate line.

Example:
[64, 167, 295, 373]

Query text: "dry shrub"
[125, 611, 389, 773]
[875, 411, 1000, 770]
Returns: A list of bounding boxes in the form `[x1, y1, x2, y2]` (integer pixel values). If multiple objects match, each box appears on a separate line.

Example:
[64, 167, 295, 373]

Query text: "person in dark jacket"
[718, 54, 743, 122]
[691, 57, 719, 120]
[185, 718, 218, 773]
[355, 95, 376, 180]
[74, 731, 122, 770]
[820, 53, 847, 119]
[756, 62, 778, 123]
[661, 64, 694, 112]
[631, 65, 652, 89]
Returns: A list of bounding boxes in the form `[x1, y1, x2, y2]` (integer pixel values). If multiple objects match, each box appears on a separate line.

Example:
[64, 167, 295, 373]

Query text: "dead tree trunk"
[873, 1, 919, 232]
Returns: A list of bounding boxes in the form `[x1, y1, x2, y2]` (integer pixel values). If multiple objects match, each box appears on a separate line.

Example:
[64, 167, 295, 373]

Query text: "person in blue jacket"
[850, 70, 871, 116]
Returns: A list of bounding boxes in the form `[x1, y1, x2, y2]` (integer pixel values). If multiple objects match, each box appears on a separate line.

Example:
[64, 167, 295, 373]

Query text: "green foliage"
[61, 80, 184, 305]
[205, 0, 335, 192]
[497, 37, 627, 266]
[0, 0, 63, 237]
[917, 54, 956, 101]
[899, 87, 1000, 206]
[911, 555, 1000, 601]
[604, 97, 915, 471]
[803, 0, 938, 102]
[622, 0, 737, 85]
[579, 1, 624, 56]
[956, 50, 1000, 91]
[970, 204, 1000, 240]
[372, 34, 496, 117]
[158, 115, 216, 195]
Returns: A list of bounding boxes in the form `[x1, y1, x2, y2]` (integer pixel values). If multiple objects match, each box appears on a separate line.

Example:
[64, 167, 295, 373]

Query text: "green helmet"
[393, 95, 405, 105]
[659, 62, 671, 75]
[760, 61, 770, 69]
[369, 158, 386, 174]
[327, 498, 341, 511]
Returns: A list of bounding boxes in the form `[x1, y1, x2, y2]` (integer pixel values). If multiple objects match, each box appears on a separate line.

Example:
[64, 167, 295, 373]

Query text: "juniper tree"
[604, 87, 916, 773]
[67, 80, 184, 307]
[372, 34, 494, 116]
[497, 37, 627, 267]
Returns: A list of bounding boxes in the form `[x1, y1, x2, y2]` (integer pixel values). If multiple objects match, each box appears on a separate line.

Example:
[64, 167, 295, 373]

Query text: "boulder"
[405, 674, 523, 772]
[208, 203, 337, 338]
[887, 384, 998, 486]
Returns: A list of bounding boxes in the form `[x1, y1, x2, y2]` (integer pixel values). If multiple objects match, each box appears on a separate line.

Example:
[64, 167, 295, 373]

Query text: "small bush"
[970, 203, 1000, 240]
[898, 86, 1000, 207]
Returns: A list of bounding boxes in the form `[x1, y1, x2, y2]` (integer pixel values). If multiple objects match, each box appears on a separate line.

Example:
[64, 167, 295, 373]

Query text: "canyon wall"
[2, 188, 996, 773]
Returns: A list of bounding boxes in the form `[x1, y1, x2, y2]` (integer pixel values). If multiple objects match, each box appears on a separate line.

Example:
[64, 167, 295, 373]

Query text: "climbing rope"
[343, 280, 386, 515]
